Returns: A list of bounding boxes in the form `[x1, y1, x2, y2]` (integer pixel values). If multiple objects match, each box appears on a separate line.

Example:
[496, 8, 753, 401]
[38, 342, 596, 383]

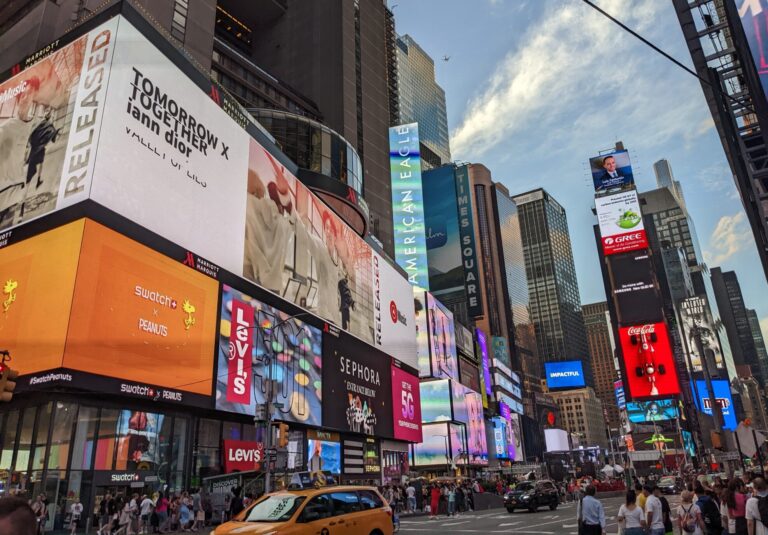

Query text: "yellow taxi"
[211, 485, 394, 535]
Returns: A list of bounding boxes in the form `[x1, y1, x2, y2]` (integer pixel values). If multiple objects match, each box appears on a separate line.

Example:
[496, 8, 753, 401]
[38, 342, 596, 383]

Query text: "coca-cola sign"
[618, 322, 680, 400]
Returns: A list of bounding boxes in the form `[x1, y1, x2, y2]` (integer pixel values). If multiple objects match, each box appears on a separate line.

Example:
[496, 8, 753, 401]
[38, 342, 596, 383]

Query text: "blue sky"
[391, 0, 768, 336]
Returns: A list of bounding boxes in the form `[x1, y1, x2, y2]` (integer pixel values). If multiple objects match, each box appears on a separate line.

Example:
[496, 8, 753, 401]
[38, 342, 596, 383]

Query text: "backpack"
[680, 505, 697, 534]
[698, 496, 722, 531]
[757, 495, 768, 527]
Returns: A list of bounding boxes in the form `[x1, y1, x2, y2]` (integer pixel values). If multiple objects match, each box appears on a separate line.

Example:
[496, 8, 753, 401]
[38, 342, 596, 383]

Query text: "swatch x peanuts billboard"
[3, 15, 416, 360]
[0, 218, 218, 398]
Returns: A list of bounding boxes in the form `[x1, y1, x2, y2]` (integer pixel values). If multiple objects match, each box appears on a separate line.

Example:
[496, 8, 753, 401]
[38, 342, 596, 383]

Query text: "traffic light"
[277, 423, 289, 448]
[0, 364, 18, 402]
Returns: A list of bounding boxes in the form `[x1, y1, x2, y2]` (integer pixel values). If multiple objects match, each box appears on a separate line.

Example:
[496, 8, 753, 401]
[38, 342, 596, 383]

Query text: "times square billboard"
[589, 149, 635, 192]
[596, 190, 649, 255]
[0, 13, 418, 372]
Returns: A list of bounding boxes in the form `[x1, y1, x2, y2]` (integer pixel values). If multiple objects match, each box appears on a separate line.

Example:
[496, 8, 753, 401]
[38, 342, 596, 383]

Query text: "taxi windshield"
[243, 494, 306, 523]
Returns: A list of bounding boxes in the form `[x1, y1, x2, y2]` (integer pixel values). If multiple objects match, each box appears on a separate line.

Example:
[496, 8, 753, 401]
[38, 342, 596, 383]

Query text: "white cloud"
[704, 212, 752, 265]
[449, 0, 710, 160]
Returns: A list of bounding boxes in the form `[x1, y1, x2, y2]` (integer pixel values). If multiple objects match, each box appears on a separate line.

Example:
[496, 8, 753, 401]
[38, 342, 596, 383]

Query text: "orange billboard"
[0, 220, 83, 375]
[63, 220, 218, 396]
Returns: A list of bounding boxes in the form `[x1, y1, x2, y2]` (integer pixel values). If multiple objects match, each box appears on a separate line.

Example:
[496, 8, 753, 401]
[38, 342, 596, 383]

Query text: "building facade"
[547, 388, 608, 449]
[395, 34, 451, 168]
[512, 188, 593, 387]
[747, 309, 768, 387]
[652, 158, 685, 209]
[582, 302, 620, 431]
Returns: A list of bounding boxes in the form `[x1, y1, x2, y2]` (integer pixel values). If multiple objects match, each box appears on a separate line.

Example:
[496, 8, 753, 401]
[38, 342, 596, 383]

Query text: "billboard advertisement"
[626, 399, 678, 423]
[596, 190, 648, 255]
[391, 361, 422, 442]
[492, 336, 511, 368]
[307, 439, 341, 474]
[463, 390, 488, 465]
[423, 165, 463, 294]
[389, 123, 429, 290]
[737, 0, 768, 105]
[614, 380, 626, 410]
[455, 165, 483, 317]
[222, 440, 264, 473]
[682, 430, 695, 458]
[412, 422, 451, 466]
[607, 251, 663, 326]
[678, 296, 725, 371]
[691, 379, 737, 431]
[414, 290, 430, 377]
[492, 417, 507, 459]
[456, 323, 475, 359]
[0, 19, 117, 231]
[426, 293, 458, 380]
[420, 379, 451, 423]
[115, 410, 164, 471]
[508, 413, 522, 461]
[618, 323, 681, 399]
[372, 250, 417, 369]
[589, 150, 634, 192]
[544, 361, 586, 390]
[0, 220, 82, 376]
[322, 333, 394, 438]
[544, 428, 570, 452]
[65, 220, 218, 396]
[215, 284, 323, 426]
[477, 329, 492, 396]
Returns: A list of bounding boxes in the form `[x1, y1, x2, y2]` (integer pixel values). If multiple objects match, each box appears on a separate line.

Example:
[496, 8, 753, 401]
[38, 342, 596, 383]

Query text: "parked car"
[504, 480, 559, 513]
[657, 476, 682, 495]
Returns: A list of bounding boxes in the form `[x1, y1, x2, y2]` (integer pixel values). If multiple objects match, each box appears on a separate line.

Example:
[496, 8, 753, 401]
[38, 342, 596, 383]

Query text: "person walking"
[678, 490, 705, 535]
[139, 495, 153, 535]
[617, 489, 646, 535]
[696, 481, 724, 535]
[724, 478, 749, 535]
[154, 492, 169, 534]
[98, 494, 113, 535]
[644, 485, 665, 535]
[406, 483, 416, 514]
[577, 485, 605, 535]
[429, 484, 440, 520]
[447, 485, 457, 517]
[69, 499, 83, 535]
[191, 488, 203, 532]
[746, 477, 768, 535]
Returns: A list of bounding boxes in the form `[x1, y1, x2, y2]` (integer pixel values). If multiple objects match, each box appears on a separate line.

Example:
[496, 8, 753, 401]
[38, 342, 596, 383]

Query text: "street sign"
[714, 451, 740, 461]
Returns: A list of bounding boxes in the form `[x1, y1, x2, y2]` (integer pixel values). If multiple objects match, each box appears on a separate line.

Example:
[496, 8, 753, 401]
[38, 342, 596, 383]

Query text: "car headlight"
[521, 494, 531, 500]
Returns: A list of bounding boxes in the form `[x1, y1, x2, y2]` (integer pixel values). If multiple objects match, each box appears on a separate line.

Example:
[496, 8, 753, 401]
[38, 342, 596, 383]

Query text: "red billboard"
[391, 361, 422, 443]
[222, 440, 264, 473]
[619, 323, 680, 399]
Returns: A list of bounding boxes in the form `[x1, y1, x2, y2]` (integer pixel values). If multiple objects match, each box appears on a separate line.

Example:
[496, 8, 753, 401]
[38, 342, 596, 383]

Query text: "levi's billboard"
[3, 15, 411, 354]
[222, 440, 264, 473]
[618, 322, 680, 399]
[596, 190, 648, 255]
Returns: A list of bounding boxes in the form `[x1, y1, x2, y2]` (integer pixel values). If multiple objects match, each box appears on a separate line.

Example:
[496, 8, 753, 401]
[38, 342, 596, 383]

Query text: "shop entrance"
[91, 471, 161, 529]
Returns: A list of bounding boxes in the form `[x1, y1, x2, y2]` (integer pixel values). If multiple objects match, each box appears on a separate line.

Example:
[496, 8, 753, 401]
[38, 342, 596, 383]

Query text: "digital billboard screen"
[391, 361, 422, 442]
[322, 332, 394, 438]
[423, 165, 463, 294]
[596, 190, 648, 255]
[678, 296, 725, 371]
[544, 428, 570, 452]
[492, 417, 508, 459]
[477, 329, 492, 396]
[415, 290, 430, 377]
[544, 361, 586, 390]
[614, 380, 626, 410]
[412, 422, 451, 466]
[607, 251, 663, 326]
[307, 439, 341, 474]
[426, 293, 458, 380]
[618, 323, 681, 399]
[737, 0, 768, 106]
[389, 123, 429, 290]
[420, 379, 451, 423]
[455, 165, 483, 317]
[215, 284, 323, 426]
[626, 399, 678, 423]
[589, 150, 635, 192]
[691, 379, 737, 431]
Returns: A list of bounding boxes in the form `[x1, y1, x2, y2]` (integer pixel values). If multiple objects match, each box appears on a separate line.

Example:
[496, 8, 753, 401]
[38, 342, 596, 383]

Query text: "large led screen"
[626, 399, 678, 423]
[508, 413, 522, 461]
[391, 361, 422, 442]
[0, 220, 83, 375]
[215, 284, 323, 426]
[0, 19, 117, 231]
[426, 293, 458, 380]
[596, 190, 648, 255]
[618, 323, 680, 399]
[412, 422, 451, 467]
[477, 329, 492, 396]
[307, 439, 341, 474]
[389, 123, 429, 290]
[455, 165, 483, 317]
[424, 165, 463, 294]
[691, 379, 737, 431]
[420, 379, 451, 423]
[589, 150, 635, 192]
[608, 251, 663, 326]
[492, 418, 508, 459]
[65, 220, 219, 396]
[544, 428, 570, 452]
[464, 390, 488, 465]
[544, 361, 586, 390]
[737, 0, 768, 106]
[323, 332, 394, 438]
[678, 296, 725, 371]
[415, 290, 430, 377]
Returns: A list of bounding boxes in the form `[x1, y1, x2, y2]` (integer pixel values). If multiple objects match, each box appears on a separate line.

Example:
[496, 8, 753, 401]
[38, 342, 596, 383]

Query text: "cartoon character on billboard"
[629, 324, 667, 396]
[345, 393, 377, 435]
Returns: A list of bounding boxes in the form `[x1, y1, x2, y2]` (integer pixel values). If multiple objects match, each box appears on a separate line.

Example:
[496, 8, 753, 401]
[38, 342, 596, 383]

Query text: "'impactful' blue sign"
[691, 379, 736, 431]
[544, 361, 585, 390]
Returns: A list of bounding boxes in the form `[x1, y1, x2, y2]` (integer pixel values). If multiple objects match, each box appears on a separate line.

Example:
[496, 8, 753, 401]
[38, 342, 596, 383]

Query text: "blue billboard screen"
[626, 399, 678, 423]
[691, 379, 737, 431]
[544, 361, 586, 389]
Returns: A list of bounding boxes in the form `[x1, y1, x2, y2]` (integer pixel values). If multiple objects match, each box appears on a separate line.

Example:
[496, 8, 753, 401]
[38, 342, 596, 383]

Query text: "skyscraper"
[747, 309, 768, 385]
[395, 34, 451, 168]
[582, 301, 620, 430]
[652, 159, 685, 209]
[512, 188, 593, 387]
[712, 268, 764, 385]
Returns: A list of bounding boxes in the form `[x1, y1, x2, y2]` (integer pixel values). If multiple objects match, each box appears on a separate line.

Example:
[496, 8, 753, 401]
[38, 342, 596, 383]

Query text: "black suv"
[504, 480, 559, 513]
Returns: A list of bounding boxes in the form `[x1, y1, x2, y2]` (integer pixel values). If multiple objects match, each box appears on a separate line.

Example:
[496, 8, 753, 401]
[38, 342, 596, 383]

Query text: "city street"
[394, 495, 681, 535]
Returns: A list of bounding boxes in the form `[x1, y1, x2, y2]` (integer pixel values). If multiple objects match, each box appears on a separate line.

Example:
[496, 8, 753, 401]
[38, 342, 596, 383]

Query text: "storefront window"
[71, 406, 98, 470]
[32, 403, 52, 472]
[171, 418, 187, 473]
[15, 406, 36, 473]
[196, 418, 221, 478]
[94, 409, 118, 470]
[242, 424, 256, 442]
[223, 421, 241, 441]
[158, 415, 173, 474]
[115, 410, 164, 471]
[0, 409, 18, 469]
[48, 402, 76, 470]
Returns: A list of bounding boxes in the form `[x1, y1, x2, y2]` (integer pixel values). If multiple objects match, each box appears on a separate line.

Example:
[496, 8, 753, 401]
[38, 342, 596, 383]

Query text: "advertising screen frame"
[607, 251, 664, 326]
[589, 149, 635, 192]
[544, 361, 587, 390]
[426, 293, 458, 380]
[618, 322, 681, 400]
[596, 190, 648, 255]
[691, 379, 737, 431]
[626, 399, 678, 423]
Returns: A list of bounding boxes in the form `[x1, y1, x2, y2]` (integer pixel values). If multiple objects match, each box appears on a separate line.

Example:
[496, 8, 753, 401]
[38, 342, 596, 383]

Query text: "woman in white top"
[677, 490, 706, 535]
[618, 489, 647, 535]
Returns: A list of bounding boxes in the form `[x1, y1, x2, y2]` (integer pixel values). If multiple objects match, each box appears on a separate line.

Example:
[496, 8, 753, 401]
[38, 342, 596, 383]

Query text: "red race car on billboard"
[619, 323, 680, 399]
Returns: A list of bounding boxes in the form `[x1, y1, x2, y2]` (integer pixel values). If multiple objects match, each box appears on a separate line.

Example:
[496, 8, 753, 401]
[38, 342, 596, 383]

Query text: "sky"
[391, 0, 768, 338]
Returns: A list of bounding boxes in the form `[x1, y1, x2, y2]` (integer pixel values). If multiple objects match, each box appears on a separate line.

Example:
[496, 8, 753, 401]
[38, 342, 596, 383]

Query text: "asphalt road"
[397, 494, 684, 535]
